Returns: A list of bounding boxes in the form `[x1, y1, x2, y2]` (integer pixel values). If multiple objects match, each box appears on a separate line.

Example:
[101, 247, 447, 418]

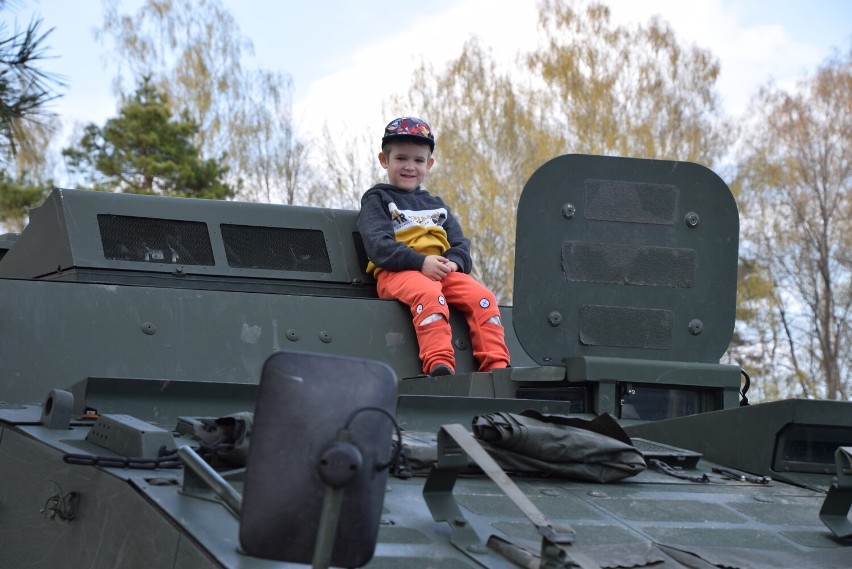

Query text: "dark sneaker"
[429, 364, 454, 377]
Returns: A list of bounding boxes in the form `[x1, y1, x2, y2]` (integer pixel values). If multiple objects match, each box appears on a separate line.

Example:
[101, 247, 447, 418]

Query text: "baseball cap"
[382, 117, 435, 151]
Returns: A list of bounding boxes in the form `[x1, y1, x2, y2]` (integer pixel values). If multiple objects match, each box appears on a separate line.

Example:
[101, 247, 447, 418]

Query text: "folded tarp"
[471, 410, 646, 482]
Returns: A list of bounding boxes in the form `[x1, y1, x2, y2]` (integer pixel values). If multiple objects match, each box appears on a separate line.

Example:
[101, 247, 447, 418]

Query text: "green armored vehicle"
[1, 154, 850, 568]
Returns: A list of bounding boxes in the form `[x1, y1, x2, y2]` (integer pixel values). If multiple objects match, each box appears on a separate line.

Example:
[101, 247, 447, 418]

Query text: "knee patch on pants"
[412, 296, 449, 326]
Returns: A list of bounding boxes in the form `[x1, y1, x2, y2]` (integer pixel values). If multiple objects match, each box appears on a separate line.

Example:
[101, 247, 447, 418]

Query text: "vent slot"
[98, 214, 214, 266]
[515, 385, 588, 413]
[221, 224, 331, 273]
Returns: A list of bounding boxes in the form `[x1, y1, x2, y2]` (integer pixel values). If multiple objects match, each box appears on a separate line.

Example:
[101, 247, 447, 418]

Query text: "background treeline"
[0, 0, 849, 401]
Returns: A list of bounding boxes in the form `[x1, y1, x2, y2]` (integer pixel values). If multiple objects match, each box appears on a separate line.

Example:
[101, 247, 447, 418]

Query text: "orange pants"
[376, 270, 511, 374]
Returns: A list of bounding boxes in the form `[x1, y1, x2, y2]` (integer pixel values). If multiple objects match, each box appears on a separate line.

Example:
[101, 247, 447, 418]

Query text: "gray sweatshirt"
[356, 183, 472, 277]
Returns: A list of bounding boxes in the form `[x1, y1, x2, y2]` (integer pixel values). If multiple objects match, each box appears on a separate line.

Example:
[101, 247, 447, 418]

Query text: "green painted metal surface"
[1, 154, 850, 568]
[515, 155, 738, 366]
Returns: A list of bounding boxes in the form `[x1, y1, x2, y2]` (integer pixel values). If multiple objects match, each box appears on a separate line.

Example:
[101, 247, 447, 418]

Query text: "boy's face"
[378, 140, 434, 191]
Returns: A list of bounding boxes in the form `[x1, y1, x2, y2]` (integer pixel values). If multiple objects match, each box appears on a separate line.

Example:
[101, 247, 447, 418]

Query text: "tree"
[62, 78, 231, 198]
[735, 48, 852, 400]
[0, 13, 62, 160]
[233, 70, 308, 205]
[310, 124, 387, 211]
[98, 0, 309, 203]
[387, 0, 733, 302]
[391, 39, 557, 303]
[0, 170, 48, 232]
[722, 255, 783, 400]
[527, 0, 732, 164]
[0, 9, 63, 230]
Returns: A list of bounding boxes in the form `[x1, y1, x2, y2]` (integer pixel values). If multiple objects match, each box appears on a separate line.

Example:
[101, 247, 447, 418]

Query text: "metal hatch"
[513, 154, 739, 366]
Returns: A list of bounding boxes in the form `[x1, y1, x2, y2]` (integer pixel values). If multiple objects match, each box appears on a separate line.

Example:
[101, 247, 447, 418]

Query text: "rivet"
[688, 319, 703, 335]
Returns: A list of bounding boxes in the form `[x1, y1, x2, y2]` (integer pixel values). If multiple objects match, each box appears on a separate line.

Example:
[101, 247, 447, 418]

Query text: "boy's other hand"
[422, 255, 452, 281]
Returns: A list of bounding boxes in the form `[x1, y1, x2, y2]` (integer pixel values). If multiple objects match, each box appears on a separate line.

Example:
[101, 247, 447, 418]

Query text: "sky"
[6, 0, 852, 185]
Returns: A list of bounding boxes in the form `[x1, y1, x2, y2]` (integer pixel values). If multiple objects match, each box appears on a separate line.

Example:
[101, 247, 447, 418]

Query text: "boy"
[356, 117, 510, 377]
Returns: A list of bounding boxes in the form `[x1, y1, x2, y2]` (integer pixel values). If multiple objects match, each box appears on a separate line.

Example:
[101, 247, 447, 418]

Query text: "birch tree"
[389, 0, 733, 302]
[98, 0, 309, 203]
[390, 38, 555, 303]
[527, 0, 731, 164]
[736, 48, 851, 400]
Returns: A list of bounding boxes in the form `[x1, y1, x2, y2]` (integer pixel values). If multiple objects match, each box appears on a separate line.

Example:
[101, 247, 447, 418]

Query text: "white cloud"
[14, 0, 850, 182]
[604, 0, 843, 114]
[292, 0, 848, 146]
[292, 0, 540, 145]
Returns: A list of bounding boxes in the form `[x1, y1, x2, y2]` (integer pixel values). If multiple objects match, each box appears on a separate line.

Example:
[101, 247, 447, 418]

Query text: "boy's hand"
[422, 255, 453, 281]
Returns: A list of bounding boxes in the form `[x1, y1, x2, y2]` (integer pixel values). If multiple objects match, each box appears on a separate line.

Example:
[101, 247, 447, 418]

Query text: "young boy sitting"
[356, 116, 510, 377]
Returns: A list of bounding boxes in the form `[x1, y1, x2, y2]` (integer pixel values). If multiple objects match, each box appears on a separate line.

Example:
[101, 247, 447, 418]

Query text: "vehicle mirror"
[239, 350, 398, 567]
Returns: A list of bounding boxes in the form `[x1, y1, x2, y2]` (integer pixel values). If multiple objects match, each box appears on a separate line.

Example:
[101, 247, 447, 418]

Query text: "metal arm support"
[179, 445, 242, 518]
[423, 424, 591, 568]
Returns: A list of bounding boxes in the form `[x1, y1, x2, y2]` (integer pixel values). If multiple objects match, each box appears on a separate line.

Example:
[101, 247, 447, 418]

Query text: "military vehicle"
[1, 154, 850, 568]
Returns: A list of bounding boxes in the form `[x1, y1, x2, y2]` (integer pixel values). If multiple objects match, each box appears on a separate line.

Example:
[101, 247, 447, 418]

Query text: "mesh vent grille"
[221, 224, 331, 272]
[98, 214, 214, 266]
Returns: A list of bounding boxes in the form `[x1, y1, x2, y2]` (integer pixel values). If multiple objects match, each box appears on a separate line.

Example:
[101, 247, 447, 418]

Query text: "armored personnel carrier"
[1, 154, 850, 568]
